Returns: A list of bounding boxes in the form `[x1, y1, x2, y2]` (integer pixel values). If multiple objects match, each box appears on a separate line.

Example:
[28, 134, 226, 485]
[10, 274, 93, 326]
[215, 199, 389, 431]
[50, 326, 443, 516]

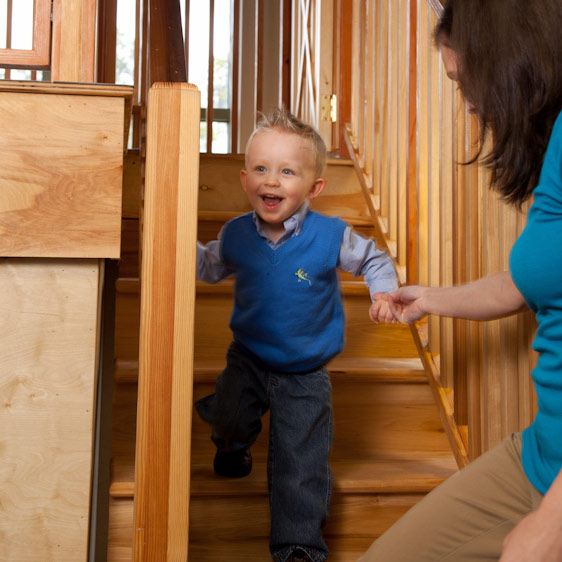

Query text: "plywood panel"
[0, 89, 126, 258]
[0, 258, 101, 562]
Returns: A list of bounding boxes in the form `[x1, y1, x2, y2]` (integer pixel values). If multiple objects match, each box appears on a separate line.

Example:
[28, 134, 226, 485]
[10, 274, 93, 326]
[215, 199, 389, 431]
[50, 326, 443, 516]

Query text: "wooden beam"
[337, 0, 352, 157]
[97, 0, 118, 83]
[51, 0, 97, 82]
[148, 0, 187, 84]
[133, 83, 200, 562]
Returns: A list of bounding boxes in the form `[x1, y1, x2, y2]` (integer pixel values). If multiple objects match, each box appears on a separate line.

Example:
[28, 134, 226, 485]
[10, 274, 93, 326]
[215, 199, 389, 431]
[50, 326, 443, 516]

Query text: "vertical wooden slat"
[387, 0, 399, 257]
[147, 0, 187, 85]
[336, 0, 352, 158]
[184, 0, 190, 77]
[378, 0, 389, 228]
[465, 113, 483, 458]
[206, 0, 215, 153]
[357, 0, 366, 170]
[416, 0, 429, 286]
[396, 0, 409, 279]
[350, 0, 359, 142]
[238, 0, 258, 151]
[4, 0, 12, 79]
[372, 0, 383, 205]
[133, 83, 200, 562]
[231, 0, 241, 152]
[427, 12, 441, 361]
[452, 90, 467, 425]
[97, 0, 117, 83]
[406, 0, 418, 283]
[51, 0, 97, 82]
[256, 0, 264, 113]
[439, 55, 454, 389]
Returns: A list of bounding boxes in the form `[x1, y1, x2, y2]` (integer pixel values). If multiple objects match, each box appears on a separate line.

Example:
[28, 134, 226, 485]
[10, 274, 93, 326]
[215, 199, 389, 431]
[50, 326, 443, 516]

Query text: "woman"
[359, 1, 562, 561]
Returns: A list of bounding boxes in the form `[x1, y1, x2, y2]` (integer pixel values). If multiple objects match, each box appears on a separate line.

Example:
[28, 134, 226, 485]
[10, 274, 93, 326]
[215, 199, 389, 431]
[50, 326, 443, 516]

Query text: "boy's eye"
[282, 169, 294, 175]
[255, 166, 266, 173]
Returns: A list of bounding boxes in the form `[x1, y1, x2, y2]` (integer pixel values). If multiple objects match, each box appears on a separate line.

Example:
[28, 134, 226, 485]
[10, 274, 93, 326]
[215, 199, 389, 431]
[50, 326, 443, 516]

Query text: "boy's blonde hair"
[246, 107, 327, 177]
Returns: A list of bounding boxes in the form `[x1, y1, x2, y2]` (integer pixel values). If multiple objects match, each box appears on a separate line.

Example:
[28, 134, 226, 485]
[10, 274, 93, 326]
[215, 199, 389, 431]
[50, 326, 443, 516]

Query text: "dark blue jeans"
[195, 342, 333, 562]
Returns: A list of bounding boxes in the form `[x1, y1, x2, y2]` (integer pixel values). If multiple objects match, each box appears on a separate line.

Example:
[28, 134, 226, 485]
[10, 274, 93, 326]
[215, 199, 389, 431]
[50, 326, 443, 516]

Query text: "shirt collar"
[252, 201, 310, 241]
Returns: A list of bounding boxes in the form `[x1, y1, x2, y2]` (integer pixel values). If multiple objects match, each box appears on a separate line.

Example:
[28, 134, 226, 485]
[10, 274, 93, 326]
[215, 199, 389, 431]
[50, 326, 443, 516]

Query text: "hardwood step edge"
[114, 357, 427, 385]
[110, 457, 457, 499]
[110, 476, 449, 500]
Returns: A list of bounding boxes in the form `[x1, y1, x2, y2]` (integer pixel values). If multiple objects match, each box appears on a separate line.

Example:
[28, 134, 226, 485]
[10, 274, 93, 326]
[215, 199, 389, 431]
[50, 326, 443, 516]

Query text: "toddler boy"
[196, 108, 398, 562]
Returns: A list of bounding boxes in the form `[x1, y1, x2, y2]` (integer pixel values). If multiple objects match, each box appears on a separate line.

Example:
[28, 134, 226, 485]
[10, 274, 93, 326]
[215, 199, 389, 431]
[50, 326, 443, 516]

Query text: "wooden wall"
[345, 0, 538, 459]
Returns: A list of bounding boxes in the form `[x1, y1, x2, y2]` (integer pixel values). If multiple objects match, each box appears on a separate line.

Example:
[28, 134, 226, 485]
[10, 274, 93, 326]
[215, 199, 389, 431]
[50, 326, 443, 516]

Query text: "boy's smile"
[240, 128, 325, 242]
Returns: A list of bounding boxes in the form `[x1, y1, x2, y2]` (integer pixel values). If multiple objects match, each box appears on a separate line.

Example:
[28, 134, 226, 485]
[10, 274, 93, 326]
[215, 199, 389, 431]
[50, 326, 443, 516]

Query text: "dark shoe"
[286, 549, 313, 562]
[213, 448, 252, 478]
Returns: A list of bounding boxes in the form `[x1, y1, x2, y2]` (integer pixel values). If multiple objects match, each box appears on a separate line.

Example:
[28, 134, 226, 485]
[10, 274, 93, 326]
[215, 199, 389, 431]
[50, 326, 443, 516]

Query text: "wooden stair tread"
[114, 356, 426, 384]
[110, 454, 456, 498]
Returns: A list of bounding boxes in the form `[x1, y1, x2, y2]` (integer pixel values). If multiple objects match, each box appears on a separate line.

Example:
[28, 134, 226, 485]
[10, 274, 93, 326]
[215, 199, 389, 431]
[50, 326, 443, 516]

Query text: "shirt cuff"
[368, 278, 400, 299]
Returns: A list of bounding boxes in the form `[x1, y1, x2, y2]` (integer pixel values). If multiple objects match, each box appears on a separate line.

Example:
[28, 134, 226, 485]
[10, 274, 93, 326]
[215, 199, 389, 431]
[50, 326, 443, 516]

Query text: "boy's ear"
[308, 178, 326, 200]
[240, 169, 247, 191]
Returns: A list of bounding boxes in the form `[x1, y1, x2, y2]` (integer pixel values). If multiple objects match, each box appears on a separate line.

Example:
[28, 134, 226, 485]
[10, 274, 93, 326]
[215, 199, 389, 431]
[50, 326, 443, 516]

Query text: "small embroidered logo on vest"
[295, 268, 312, 286]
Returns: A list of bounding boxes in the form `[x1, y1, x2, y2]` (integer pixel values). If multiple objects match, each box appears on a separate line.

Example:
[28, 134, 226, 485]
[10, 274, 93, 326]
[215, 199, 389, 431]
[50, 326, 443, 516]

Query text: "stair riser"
[107, 494, 423, 562]
[114, 290, 419, 367]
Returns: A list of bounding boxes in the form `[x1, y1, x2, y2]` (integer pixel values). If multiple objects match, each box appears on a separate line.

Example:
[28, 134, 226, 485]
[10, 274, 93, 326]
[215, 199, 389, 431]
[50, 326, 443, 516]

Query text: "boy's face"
[240, 128, 325, 232]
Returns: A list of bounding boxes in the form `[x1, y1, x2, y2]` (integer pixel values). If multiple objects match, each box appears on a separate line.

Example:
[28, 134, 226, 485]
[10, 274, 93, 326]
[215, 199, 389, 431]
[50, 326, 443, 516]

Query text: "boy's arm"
[197, 226, 233, 283]
[338, 226, 399, 299]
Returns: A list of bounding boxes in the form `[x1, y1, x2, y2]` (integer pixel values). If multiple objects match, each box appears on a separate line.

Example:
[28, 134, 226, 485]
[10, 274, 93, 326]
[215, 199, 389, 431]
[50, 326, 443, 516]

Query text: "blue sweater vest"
[221, 211, 347, 372]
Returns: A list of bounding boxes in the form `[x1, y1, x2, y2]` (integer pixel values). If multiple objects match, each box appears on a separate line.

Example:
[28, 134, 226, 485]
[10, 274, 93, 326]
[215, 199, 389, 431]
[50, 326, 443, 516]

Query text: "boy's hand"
[369, 293, 396, 324]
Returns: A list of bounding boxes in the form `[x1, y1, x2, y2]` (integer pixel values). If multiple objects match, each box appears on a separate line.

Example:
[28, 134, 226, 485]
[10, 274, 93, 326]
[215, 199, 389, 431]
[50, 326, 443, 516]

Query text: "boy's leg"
[267, 367, 333, 562]
[195, 343, 269, 473]
[357, 432, 541, 562]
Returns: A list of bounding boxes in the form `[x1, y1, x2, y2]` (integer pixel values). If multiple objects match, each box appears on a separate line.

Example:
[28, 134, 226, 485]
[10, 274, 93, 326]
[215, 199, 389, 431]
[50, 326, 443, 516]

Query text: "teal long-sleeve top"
[510, 110, 562, 494]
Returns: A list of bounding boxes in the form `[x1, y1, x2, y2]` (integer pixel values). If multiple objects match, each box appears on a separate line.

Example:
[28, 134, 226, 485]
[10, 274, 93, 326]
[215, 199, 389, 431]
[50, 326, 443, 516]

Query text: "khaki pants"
[358, 433, 543, 562]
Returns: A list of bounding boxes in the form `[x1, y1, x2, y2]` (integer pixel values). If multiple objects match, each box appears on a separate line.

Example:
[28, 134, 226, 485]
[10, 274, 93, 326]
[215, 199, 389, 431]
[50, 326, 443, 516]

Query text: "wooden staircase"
[106, 156, 458, 561]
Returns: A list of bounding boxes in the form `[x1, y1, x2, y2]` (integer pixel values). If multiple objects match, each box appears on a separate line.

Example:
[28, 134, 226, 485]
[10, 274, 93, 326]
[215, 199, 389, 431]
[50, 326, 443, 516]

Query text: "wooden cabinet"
[0, 81, 132, 562]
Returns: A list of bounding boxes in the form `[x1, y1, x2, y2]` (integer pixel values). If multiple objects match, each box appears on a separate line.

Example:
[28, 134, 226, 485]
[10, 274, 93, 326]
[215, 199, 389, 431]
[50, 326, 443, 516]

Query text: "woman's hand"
[500, 470, 562, 562]
[499, 508, 562, 561]
[386, 286, 428, 324]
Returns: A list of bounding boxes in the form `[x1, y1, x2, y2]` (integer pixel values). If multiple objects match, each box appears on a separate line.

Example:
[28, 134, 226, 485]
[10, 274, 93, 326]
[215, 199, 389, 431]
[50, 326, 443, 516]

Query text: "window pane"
[11, 0, 33, 50]
[189, 1, 210, 151]
[116, 0, 136, 85]
[212, 121, 229, 154]
[200, 121, 207, 152]
[0, 0, 7, 48]
[189, 1, 210, 109]
[10, 68, 32, 79]
[213, 0, 232, 110]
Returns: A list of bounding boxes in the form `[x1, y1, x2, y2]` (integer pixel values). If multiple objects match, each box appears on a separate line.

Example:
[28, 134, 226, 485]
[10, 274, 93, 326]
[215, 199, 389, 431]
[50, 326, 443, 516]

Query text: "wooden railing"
[345, 0, 537, 460]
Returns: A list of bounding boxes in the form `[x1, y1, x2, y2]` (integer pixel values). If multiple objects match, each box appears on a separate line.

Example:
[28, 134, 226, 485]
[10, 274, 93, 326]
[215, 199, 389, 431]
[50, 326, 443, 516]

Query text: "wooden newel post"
[133, 83, 201, 561]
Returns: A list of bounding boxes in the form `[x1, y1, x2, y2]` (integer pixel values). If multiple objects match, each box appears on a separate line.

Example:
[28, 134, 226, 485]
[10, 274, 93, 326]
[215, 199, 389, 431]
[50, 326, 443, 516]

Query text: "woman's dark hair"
[434, 0, 562, 206]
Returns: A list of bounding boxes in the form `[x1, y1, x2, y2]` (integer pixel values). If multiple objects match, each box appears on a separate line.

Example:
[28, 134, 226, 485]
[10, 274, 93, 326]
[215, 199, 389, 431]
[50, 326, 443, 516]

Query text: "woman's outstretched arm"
[388, 271, 529, 324]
